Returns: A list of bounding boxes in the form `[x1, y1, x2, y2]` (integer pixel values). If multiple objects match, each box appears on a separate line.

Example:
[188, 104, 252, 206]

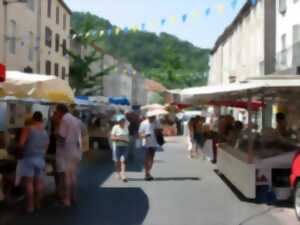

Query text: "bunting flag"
[231, 0, 238, 9]
[205, 8, 211, 16]
[216, 4, 225, 14]
[99, 30, 104, 37]
[192, 10, 201, 18]
[160, 19, 167, 27]
[182, 14, 188, 23]
[115, 27, 121, 35]
[251, 0, 257, 5]
[5, 1, 247, 46]
[170, 16, 177, 24]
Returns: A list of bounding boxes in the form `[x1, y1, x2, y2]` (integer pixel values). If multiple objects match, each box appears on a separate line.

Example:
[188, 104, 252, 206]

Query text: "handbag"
[155, 129, 165, 146]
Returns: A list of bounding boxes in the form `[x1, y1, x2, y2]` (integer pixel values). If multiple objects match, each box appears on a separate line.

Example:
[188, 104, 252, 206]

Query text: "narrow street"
[2, 137, 299, 225]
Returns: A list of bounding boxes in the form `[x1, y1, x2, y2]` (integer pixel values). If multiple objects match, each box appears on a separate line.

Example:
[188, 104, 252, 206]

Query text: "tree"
[66, 47, 115, 95]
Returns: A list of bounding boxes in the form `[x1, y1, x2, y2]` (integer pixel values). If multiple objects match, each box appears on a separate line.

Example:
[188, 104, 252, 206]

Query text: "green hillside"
[71, 12, 210, 89]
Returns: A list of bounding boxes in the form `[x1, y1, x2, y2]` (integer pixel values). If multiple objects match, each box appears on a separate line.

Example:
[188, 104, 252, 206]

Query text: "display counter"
[217, 143, 297, 200]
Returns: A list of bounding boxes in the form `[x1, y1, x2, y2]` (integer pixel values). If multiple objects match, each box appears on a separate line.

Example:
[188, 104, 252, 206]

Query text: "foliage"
[66, 47, 115, 95]
[71, 12, 210, 89]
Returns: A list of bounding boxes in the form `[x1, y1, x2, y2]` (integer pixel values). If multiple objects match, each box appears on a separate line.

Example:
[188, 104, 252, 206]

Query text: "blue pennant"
[160, 19, 166, 27]
[205, 8, 211, 16]
[231, 0, 238, 9]
[250, 0, 257, 5]
[182, 14, 188, 23]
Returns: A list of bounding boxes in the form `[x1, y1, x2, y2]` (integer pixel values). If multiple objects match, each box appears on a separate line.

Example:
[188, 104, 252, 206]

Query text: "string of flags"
[2, 0, 258, 51]
[71, 0, 257, 39]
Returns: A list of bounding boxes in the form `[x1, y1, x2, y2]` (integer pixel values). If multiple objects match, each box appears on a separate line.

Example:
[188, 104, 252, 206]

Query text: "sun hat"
[115, 114, 126, 122]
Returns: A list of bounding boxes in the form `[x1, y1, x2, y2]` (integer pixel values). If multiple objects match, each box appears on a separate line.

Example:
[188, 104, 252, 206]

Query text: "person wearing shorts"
[111, 114, 129, 182]
[18, 111, 49, 213]
[55, 104, 84, 207]
[139, 112, 160, 181]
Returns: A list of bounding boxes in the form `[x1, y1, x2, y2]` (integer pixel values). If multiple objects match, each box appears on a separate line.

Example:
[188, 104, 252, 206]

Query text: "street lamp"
[2, 0, 27, 64]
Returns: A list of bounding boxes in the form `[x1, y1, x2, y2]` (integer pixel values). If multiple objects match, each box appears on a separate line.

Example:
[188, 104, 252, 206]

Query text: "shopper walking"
[139, 112, 161, 181]
[18, 111, 49, 213]
[55, 104, 84, 207]
[187, 117, 196, 158]
[111, 114, 129, 182]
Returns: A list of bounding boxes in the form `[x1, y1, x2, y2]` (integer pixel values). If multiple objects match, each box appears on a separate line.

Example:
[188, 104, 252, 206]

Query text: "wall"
[0, 2, 4, 63]
[276, 0, 300, 74]
[1, 0, 38, 71]
[103, 74, 133, 102]
[40, 0, 71, 79]
[209, 0, 267, 85]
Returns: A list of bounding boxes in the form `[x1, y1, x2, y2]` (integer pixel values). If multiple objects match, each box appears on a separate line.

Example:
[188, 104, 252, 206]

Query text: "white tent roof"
[0, 71, 74, 103]
[173, 75, 300, 104]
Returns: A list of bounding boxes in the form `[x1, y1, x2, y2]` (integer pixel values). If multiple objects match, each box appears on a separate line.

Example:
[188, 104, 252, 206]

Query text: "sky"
[64, 0, 247, 49]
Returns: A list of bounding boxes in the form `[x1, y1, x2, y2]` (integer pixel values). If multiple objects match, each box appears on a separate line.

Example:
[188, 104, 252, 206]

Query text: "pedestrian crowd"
[0, 105, 165, 213]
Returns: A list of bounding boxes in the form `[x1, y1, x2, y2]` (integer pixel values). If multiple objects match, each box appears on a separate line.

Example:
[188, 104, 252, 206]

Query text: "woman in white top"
[111, 114, 129, 182]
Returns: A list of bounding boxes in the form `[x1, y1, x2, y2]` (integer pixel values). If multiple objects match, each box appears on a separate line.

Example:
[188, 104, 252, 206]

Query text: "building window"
[27, 0, 34, 11]
[45, 60, 51, 75]
[62, 67, 66, 80]
[62, 39, 67, 55]
[293, 25, 300, 44]
[9, 20, 17, 55]
[55, 34, 60, 52]
[63, 14, 67, 30]
[47, 0, 52, 18]
[281, 34, 287, 65]
[54, 63, 59, 76]
[28, 32, 34, 61]
[45, 27, 52, 48]
[56, 6, 60, 25]
[279, 0, 287, 15]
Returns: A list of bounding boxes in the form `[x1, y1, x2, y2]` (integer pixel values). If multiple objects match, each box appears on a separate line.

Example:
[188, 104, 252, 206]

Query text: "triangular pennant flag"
[160, 19, 167, 27]
[250, 0, 257, 5]
[115, 27, 121, 35]
[192, 10, 201, 18]
[141, 23, 146, 31]
[99, 30, 104, 37]
[124, 27, 129, 34]
[171, 16, 177, 24]
[85, 32, 91, 38]
[231, 0, 238, 9]
[216, 4, 225, 14]
[182, 14, 188, 23]
[205, 8, 211, 16]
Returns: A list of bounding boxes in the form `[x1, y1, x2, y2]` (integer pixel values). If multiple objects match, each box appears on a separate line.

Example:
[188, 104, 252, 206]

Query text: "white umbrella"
[146, 108, 169, 117]
[141, 104, 165, 111]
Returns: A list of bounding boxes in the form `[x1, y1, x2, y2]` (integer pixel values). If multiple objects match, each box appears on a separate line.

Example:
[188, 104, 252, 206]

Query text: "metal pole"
[247, 93, 254, 163]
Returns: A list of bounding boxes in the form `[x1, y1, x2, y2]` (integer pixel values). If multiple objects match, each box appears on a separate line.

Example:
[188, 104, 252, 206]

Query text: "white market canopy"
[172, 75, 300, 105]
[0, 71, 75, 103]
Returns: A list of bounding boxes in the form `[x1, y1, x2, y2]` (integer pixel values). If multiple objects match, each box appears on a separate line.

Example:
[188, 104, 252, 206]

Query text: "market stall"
[0, 71, 74, 202]
[173, 75, 300, 200]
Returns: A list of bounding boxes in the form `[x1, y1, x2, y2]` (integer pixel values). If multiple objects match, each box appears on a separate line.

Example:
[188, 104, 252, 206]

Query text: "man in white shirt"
[56, 104, 84, 207]
[139, 113, 160, 181]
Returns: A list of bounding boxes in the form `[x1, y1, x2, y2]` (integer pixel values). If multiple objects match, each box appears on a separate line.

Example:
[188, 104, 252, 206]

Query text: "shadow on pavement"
[10, 187, 149, 225]
[1, 150, 150, 225]
[128, 177, 201, 182]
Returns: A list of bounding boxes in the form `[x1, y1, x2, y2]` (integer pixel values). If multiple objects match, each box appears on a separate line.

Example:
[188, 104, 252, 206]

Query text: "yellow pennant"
[99, 30, 105, 37]
[115, 27, 121, 35]
[192, 10, 201, 18]
[217, 4, 225, 14]
[171, 16, 177, 24]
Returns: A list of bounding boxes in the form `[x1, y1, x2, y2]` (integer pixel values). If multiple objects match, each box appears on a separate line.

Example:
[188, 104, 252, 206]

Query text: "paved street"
[1, 136, 299, 225]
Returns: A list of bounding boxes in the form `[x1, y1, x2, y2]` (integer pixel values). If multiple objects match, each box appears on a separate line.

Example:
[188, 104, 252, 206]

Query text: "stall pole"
[247, 94, 254, 163]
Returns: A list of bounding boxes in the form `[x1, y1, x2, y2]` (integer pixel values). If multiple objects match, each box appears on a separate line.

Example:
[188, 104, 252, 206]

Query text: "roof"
[174, 75, 300, 104]
[58, 0, 72, 15]
[211, 1, 253, 54]
[144, 79, 167, 92]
